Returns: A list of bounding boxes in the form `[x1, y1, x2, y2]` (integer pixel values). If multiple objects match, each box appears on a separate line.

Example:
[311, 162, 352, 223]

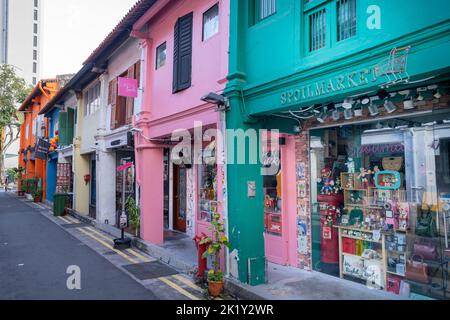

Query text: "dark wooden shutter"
[173, 12, 193, 93]
[126, 65, 136, 124]
[109, 78, 117, 130]
[58, 111, 68, 146]
[67, 108, 75, 144]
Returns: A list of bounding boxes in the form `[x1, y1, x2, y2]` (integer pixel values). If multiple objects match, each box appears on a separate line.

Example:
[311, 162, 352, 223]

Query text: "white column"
[96, 139, 117, 226]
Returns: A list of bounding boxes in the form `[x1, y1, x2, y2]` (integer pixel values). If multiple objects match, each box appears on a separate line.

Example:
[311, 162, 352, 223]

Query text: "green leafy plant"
[0, 65, 32, 178]
[125, 196, 140, 237]
[32, 187, 42, 200]
[6, 167, 18, 182]
[200, 213, 230, 283]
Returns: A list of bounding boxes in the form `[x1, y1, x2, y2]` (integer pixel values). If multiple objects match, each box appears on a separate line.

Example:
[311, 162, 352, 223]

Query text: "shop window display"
[198, 143, 218, 223]
[263, 151, 282, 237]
[311, 116, 450, 299]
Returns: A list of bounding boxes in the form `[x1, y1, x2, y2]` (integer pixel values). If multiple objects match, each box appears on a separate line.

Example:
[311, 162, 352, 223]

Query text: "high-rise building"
[1, 0, 41, 175]
[1, 0, 41, 86]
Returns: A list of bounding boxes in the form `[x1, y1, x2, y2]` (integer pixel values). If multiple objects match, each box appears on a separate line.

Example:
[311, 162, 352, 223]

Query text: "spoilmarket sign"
[280, 66, 380, 106]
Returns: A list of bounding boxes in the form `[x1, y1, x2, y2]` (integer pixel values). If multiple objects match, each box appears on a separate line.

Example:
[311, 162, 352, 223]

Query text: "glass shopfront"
[198, 141, 218, 223]
[311, 111, 450, 299]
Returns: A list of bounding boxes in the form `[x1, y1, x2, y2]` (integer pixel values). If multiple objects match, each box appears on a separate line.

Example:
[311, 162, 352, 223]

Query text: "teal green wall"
[231, 0, 450, 115]
[225, 0, 450, 285]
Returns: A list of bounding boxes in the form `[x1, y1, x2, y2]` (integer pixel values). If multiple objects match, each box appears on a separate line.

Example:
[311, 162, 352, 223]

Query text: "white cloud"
[41, 0, 138, 78]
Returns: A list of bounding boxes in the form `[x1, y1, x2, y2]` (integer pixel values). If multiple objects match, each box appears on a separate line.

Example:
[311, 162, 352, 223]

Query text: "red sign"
[118, 77, 138, 98]
[117, 162, 133, 172]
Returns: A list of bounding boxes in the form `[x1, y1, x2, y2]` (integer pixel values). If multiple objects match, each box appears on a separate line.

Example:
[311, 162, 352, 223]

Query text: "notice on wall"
[297, 219, 308, 255]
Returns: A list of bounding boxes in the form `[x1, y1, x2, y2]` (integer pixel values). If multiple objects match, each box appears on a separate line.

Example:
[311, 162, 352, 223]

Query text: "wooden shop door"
[173, 165, 187, 233]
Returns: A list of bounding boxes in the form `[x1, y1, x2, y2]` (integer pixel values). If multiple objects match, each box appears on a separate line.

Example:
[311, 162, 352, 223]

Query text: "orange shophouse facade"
[18, 79, 59, 199]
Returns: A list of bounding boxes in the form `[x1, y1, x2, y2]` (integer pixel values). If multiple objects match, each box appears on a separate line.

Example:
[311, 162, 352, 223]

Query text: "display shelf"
[343, 252, 383, 262]
[341, 234, 382, 244]
[387, 270, 405, 277]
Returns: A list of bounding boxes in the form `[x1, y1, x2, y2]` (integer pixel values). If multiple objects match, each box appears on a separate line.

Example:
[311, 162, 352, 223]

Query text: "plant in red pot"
[32, 187, 42, 203]
[200, 212, 230, 298]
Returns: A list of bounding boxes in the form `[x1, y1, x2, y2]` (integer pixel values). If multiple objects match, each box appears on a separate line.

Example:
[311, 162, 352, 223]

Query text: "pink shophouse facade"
[132, 0, 230, 245]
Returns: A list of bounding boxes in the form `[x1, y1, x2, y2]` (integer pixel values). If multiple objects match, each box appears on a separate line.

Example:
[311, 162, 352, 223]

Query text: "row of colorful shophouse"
[17, 0, 450, 299]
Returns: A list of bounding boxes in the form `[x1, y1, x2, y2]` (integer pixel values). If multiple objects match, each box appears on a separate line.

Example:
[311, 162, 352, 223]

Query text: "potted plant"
[125, 196, 141, 237]
[18, 183, 26, 197]
[200, 212, 230, 298]
[32, 187, 42, 203]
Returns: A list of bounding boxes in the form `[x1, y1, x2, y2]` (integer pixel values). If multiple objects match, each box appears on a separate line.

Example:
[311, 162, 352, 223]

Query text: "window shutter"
[135, 60, 141, 86]
[58, 111, 68, 146]
[126, 65, 136, 124]
[109, 78, 117, 130]
[67, 108, 75, 145]
[173, 12, 193, 93]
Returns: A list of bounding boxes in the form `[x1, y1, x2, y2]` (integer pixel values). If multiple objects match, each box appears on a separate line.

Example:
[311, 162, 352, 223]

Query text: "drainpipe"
[219, 107, 230, 277]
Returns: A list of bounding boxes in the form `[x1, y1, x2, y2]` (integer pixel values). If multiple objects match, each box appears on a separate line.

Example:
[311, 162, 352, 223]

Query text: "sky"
[41, 0, 138, 79]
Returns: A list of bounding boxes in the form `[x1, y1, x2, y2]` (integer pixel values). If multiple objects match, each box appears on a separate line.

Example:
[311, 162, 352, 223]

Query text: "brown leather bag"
[414, 238, 439, 261]
[406, 255, 431, 284]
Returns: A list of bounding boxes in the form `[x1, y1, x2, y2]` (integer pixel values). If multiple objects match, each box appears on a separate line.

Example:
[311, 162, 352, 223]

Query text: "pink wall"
[138, 0, 229, 137]
[133, 0, 230, 245]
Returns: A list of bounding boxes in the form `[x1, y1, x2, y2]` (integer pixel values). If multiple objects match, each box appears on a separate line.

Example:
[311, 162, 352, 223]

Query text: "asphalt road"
[0, 191, 159, 300]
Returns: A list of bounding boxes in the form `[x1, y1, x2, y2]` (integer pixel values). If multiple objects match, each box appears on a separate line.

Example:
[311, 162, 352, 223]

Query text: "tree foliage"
[0, 64, 31, 129]
[1, 64, 32, 179]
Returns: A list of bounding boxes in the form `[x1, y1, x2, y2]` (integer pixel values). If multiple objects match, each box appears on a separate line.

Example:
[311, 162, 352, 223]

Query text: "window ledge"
[303, 0, 329, 13]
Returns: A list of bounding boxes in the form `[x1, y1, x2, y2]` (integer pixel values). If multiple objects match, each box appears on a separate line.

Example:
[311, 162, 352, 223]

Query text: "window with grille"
[337, 0, 356, 41]
[257, 0, 276, 22]
[309, 9, 326, 52]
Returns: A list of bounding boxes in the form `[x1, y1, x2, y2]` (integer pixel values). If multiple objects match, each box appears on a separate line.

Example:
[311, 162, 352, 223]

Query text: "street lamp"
[201, 92, 230, 111]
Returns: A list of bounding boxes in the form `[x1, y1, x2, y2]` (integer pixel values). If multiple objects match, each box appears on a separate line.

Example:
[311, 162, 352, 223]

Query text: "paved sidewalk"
[226, 263, 406, 300]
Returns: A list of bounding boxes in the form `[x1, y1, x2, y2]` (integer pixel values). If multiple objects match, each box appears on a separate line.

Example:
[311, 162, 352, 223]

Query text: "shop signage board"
[117, 162, 133, 172]
[35, 139, 51, 160]
[118, 77, 138, 98]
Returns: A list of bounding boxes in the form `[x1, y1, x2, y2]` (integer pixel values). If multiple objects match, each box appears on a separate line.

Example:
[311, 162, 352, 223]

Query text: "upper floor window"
[109, 61, 141, 130]
[203, 3, 219, 41]
[34, 9, 38, 21]
[257, 0, 276, 22]
[84, 82, 101, 117]
[309, 8, 326, 52]
[306, 0, 357, 53]
[156, 42, 167, 69]
[337, 0, 356, 41]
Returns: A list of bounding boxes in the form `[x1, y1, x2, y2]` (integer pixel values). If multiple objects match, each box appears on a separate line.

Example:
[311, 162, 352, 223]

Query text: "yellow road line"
[159, 277, 200, 300]
[85, 227, 153, 263]
[58, 216, 72, 224]
[65, 216, 80, 224]
[77, 228, 138, 264]
[126, 248, 154, 263]
[172, 274, 204, 293]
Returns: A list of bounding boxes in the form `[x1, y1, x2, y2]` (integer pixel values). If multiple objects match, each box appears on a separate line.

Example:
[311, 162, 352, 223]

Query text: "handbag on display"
[415, 209, 438, 238]
[413, 238, 439, 261]
[406, 255, 431, 284]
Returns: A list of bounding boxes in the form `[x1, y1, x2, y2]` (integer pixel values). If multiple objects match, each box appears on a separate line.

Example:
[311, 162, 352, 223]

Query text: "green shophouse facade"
[225, 0, 450, 298]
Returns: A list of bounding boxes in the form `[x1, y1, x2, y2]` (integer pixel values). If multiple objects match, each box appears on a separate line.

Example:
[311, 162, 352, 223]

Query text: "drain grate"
[104, 251, 118, 256]
[123, 261, 179, 280]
